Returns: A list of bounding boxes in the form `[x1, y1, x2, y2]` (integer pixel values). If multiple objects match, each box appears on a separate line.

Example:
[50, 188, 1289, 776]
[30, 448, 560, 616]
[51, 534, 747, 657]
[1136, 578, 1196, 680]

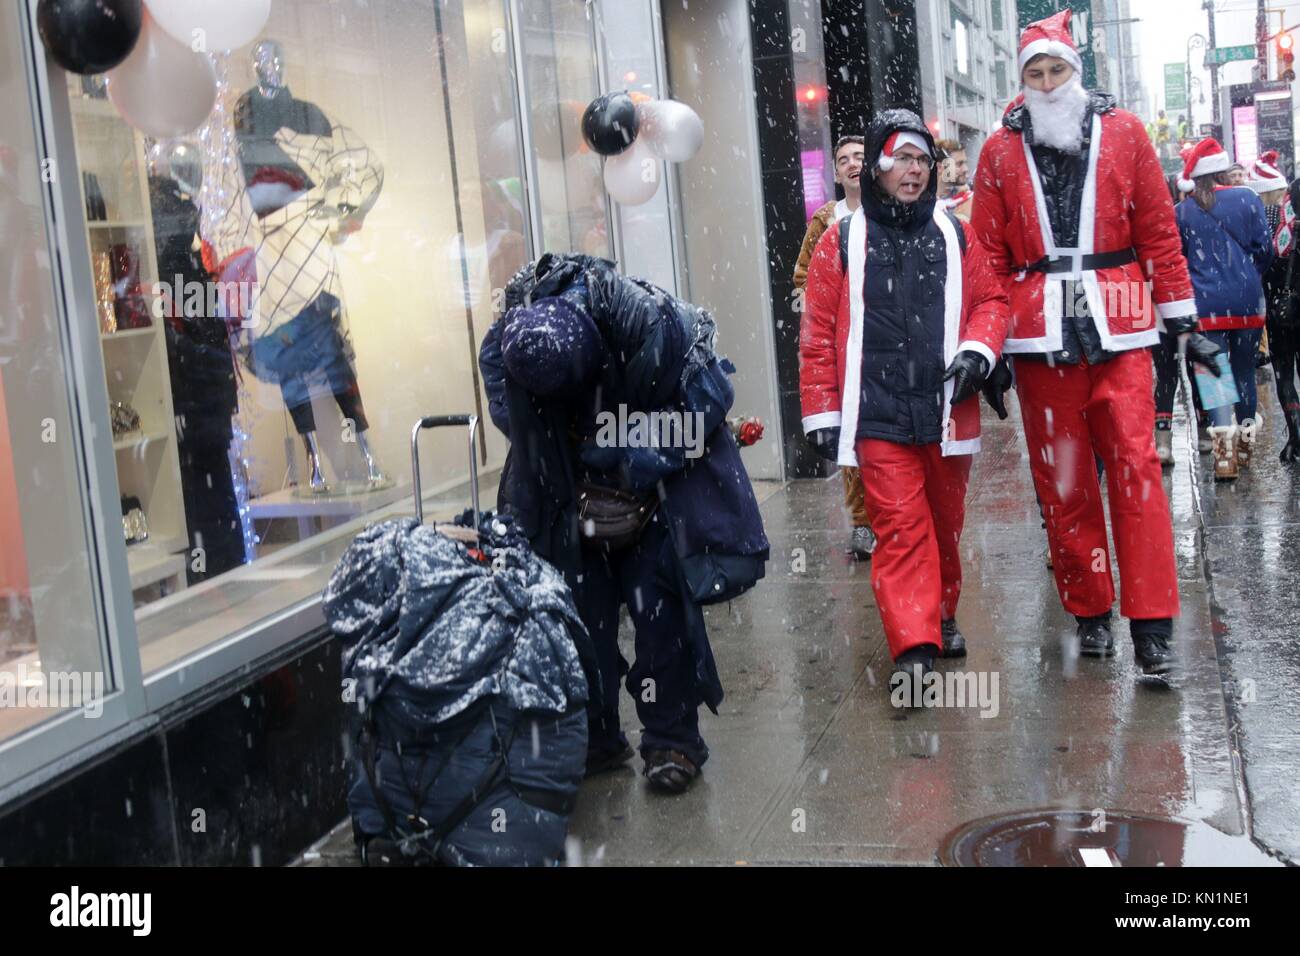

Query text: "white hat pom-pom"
[1178, 177, 1195, 193]
[877, 155, 895, 172]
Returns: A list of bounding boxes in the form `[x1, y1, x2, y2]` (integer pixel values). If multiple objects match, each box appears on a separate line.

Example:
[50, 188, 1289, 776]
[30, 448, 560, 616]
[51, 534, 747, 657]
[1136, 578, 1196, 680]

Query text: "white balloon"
[145, 0, 271, 53]
[638, 99, 704, 163]
[108, 11, 216, 139]
[603, 138, 661, 206]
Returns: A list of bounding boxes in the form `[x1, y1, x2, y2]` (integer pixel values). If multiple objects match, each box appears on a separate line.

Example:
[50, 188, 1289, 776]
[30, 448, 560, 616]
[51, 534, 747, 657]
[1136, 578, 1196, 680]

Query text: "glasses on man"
[891, 154, 935, 171]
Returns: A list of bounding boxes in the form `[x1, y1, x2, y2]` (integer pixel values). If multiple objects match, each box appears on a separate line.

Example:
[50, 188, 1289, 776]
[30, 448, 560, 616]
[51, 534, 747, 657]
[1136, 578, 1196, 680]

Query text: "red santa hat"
[1178, 138, 1231, 192]
[876, 130, 931, 171]
[1249, 151, 1288, 194]
[1018, 10, 1083, 77]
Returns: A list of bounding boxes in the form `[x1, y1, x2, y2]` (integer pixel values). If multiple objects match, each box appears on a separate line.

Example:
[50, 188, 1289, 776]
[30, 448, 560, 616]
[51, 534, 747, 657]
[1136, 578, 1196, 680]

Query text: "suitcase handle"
[410, 415, 479, 530]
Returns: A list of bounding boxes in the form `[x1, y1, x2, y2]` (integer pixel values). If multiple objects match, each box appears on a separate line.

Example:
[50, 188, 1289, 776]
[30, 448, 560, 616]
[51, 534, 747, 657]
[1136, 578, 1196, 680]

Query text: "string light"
[197, 53, 258, 563]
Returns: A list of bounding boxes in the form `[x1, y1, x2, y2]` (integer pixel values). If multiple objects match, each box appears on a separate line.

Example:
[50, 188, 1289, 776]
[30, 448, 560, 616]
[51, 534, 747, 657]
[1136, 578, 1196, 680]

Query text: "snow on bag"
[322, 415, 590, 866]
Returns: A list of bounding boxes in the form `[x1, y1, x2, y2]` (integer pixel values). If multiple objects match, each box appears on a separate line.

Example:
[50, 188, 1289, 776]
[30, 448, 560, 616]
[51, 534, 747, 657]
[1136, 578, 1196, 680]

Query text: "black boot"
[1131, 618, 1177, 676]
[890, 645, 937, 708]
[940, 618, 967, 658]
[1075, 612, 1115, 658]
[1281, 407, 1300, 463]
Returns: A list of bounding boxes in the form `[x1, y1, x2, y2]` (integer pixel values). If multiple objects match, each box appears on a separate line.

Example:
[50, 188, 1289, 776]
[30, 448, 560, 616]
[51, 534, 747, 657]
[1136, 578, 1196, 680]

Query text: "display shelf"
[113, 429, 171, 452]
[89, 220, 149, 230]
[69, 82, 189, 600]
[102, 325, 155, 342]
[68, 95, 117, 118]
[126, 544, 187, 592]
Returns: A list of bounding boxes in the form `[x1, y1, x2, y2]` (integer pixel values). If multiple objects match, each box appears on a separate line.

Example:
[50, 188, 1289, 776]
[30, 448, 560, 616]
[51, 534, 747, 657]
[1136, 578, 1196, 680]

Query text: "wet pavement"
[298, 378, 1296, 866]
[1192, 373, 1300, 865]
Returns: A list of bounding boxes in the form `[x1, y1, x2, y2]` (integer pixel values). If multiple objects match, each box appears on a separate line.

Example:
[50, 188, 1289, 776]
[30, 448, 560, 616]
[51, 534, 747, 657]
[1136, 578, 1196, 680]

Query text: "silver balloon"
[638, 99, 704, 164]
[108, 11, 216, 139]
[603, 138, 661, 206]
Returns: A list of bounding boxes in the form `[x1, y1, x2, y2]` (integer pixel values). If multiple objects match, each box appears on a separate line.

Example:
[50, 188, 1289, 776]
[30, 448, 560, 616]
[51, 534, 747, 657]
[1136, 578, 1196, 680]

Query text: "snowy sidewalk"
[299, 400, 1282, 866]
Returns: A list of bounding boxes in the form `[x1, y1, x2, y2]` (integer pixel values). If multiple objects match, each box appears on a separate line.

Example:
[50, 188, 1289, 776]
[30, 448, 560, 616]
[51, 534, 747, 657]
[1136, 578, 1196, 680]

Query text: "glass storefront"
[0, 0, 676, 776]
[1, 0, 109, 745]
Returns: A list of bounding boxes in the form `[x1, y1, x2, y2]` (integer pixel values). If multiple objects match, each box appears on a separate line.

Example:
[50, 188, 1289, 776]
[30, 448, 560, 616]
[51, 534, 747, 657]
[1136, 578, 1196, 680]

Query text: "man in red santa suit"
[801, 109, 1010, 699]
[972, 10, 1222, 675]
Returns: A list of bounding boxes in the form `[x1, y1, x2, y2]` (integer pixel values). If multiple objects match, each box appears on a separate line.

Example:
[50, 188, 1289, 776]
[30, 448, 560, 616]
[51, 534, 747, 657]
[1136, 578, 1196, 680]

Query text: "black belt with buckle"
[1020, 248, 1137, 273]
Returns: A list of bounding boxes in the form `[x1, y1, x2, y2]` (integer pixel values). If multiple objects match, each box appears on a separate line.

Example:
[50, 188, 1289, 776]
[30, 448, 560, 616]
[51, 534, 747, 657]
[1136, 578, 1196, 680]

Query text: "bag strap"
[944, 210, 968, 256]
[838, 214, 852, 273]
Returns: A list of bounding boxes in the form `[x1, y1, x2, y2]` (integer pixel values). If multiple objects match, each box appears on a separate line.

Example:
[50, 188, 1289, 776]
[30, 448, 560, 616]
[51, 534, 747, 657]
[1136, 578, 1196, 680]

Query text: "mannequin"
[148, 141, 245, 579]
[224, 39, 387, 493]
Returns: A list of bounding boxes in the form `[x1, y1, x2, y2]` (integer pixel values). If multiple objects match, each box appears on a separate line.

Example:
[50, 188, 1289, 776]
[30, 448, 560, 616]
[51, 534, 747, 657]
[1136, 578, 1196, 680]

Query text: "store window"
[789, 0, 834, 222]
[518, 0, 612, 259]
[1, 1, 107, 742]
[598, 0, 679, 293]
[58, 1, 536, 676]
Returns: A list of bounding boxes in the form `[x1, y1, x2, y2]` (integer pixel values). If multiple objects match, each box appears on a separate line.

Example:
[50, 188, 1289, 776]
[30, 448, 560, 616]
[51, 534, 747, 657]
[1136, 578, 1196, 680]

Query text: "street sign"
[1205, 45, 1255, 66]
[1164, 63, 1188, 110]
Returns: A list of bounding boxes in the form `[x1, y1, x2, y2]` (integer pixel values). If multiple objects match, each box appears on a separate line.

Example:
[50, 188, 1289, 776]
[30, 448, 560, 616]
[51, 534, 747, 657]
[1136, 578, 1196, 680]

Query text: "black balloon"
[581, 92, 639, 156]
[37, 0, 143, 75]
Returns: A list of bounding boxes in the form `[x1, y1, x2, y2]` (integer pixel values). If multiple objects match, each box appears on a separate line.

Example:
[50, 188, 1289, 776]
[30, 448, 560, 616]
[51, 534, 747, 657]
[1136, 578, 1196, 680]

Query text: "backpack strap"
[838, 214, 852, 273]
[944, 209, 968, 256]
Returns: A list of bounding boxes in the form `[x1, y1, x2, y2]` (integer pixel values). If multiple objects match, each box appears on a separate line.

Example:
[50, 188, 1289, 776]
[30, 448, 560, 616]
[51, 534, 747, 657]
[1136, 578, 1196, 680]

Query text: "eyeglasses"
[890, 154, 934, 171]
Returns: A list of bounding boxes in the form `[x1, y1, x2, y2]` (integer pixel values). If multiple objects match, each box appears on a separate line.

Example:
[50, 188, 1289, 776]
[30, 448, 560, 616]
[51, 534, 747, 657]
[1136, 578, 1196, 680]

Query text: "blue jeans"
[1204, 329, 1263, 427]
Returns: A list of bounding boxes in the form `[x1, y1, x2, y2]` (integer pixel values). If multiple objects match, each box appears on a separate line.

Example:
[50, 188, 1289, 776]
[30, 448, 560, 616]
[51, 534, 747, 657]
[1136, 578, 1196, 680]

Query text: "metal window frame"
[0, 0, 148, 792]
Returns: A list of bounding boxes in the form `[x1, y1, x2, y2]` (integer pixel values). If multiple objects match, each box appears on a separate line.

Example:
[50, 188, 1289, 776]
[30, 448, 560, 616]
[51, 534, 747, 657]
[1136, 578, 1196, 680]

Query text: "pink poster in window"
[802, 149, 827, 221]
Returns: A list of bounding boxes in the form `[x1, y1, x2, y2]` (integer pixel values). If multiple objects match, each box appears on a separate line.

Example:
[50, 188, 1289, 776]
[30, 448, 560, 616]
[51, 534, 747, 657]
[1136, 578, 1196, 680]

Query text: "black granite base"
[0, 631, 347, 867]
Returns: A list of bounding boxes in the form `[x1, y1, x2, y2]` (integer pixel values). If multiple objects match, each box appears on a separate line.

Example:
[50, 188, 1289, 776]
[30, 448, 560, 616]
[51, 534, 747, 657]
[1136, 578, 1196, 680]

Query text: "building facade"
[918, 0, 1021, 162]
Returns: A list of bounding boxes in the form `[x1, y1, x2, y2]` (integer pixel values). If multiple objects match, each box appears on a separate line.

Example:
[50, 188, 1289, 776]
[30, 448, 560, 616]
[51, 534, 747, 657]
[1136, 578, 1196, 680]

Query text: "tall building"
[918, 0, 1021, 160]
[1094, 0, 1147, 116]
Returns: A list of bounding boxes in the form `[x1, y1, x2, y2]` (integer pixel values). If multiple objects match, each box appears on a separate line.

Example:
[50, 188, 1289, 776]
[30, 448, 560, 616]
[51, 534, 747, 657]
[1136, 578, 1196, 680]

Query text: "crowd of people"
[796, 9, 1299, 691]
[476, 9, 1299, 795]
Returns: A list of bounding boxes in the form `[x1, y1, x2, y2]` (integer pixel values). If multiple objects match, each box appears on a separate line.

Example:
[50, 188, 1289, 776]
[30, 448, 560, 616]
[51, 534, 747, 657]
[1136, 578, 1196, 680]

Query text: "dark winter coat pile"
[323, 516, 591, 866]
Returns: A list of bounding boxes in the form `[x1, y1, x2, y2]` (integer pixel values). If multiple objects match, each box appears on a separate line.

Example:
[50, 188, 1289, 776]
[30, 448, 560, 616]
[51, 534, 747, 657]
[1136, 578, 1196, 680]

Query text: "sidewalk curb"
[1180, 404, 1295, 866]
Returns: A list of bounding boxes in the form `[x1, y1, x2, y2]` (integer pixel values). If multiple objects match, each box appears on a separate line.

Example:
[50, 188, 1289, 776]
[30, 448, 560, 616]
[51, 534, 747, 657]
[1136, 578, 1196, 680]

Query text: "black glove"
[981, 356, 1013, 420]
[1183, 332, 1223, 377]
[942, 350, 991, 406]
[807, 427, 840, 462]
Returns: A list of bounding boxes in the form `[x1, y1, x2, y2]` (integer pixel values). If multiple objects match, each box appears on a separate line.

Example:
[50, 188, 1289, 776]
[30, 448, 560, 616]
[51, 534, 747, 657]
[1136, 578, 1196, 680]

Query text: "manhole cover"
[939, 809, 1200, 867]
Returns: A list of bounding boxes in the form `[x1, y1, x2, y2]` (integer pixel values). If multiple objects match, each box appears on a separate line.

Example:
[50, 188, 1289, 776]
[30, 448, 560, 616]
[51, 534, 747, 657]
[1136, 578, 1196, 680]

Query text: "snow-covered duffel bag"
[323, 415, 591, 866]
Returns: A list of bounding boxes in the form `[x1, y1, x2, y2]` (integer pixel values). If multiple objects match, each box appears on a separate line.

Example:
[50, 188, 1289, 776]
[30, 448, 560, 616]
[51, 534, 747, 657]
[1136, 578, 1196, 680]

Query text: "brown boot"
[1237, 413, 1259, 467]
[1210, 425, 1239, 481]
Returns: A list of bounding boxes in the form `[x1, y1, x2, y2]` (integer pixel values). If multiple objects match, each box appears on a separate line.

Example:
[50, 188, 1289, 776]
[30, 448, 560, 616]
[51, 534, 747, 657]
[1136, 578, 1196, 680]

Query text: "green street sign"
[1165, 62, 1187, 110]
[1205, 45, 1256, 66]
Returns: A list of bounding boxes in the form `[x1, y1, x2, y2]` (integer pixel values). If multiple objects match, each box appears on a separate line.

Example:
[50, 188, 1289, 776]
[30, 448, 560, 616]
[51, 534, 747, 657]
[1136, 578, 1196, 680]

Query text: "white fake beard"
[1023, 74, 1090, 154]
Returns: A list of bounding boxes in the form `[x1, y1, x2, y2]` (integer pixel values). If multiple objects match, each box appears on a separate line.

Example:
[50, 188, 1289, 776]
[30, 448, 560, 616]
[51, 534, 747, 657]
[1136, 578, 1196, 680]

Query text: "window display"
[53, 0, 563, 675]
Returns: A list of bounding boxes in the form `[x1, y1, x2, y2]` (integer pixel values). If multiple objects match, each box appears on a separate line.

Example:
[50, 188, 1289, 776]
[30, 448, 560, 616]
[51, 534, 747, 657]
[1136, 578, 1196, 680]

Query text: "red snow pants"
[855, 438, 972, 660]
[1013, 350, 1180, 621]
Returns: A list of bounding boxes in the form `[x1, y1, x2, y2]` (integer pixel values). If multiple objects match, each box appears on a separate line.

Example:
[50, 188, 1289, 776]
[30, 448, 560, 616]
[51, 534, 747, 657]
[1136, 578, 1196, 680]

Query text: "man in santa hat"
[801, 109, 1010, 698]
[971, 10, 1222, 676]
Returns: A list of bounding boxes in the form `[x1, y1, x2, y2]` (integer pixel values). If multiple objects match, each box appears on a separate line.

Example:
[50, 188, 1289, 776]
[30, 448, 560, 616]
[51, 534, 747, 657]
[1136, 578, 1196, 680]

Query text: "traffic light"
[1279, 32, 1295, 82]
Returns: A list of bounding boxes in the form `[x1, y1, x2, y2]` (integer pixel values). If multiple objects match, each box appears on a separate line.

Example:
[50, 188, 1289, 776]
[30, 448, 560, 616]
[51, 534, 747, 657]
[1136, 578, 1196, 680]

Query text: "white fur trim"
[1189, 151, 1230, 180]
[1020, 132, 1066, 353]
[837, 208, 868, 466]
[1018, 38, 1083, 75]
[957, 339, 997, 369]
[933, 206, 969, 457]
[891, 131, 930, 157]
[1157, 298, 1198, 320]
[802, 411, 842, 433]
